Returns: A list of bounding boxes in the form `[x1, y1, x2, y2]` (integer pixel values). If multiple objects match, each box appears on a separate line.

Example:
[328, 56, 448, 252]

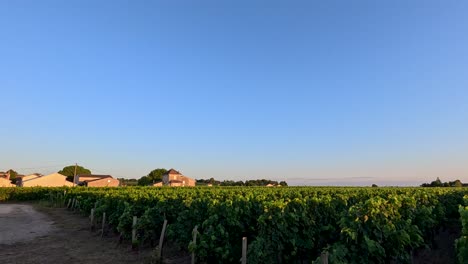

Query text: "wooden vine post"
[132, 216, 138, 249]
[90, 208, 95, 231]
[191, 225, 198, 264]
[63, 190, 67, 206]
[157, 220, 168, 260]
[320, 251, 329, 264]
[101, 212, 106, 238]
[72, 198, 77, 210]
[241, 237, 247, 264]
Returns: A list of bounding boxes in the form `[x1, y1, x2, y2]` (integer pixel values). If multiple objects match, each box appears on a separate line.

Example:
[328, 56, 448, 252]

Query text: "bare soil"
[0, 203, 156, 264]
[0, 204, 55, 245]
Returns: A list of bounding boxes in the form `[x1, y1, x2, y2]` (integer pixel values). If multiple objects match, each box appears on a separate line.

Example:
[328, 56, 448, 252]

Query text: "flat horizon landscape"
[1, 2, 468, 263]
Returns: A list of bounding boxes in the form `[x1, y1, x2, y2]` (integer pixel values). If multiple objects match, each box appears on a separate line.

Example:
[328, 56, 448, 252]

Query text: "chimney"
[6, 170, 10, 180]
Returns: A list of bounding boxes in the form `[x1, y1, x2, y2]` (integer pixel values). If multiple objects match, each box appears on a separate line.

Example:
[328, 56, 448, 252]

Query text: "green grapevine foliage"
[1, 186, 466, 263]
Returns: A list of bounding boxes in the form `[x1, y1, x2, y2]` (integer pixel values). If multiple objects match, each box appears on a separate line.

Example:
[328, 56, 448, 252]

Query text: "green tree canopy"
[117, 178, 138, 187]
[421, 178, 464, 187]
[58, 165, 91, 182]
[452, 179, 463, 187]
[138, 168, 167, 186]
[137, 176, 151, 186]
[7, 169, 19, 184]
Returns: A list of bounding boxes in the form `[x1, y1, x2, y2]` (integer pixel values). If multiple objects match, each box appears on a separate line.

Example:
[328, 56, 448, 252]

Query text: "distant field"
[1, 186, 467, 264]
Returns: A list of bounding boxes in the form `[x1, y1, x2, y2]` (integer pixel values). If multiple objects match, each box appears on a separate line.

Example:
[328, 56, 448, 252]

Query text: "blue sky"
[1, 1, 467, 185]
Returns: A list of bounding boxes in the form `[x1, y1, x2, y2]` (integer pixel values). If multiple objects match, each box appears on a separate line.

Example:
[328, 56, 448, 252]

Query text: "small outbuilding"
[76, 174, 120, 187]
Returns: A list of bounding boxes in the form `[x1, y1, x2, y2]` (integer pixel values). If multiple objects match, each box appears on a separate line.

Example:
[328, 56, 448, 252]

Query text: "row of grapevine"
[456, 195, 468, 263]
[1, 186, 466, 263]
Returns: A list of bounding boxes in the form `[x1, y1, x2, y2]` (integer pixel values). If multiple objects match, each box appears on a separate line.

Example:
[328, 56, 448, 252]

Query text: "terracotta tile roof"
[78, 174, 113, 179]
[166, 169, 181, 175]
[85, 177, 113, 183]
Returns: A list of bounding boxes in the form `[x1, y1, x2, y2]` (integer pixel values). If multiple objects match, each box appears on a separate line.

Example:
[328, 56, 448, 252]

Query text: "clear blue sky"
[1, 1, 467, 185]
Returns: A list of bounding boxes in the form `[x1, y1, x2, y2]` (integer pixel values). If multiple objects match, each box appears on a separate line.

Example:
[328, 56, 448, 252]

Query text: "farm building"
[76, 174, 120, 187]
[0, 170, 19, 187]
[17, 172, 73, 187]
[162, 169, 195, 187]
[0, 177, 15, 187]
[0, 171, 10, 179]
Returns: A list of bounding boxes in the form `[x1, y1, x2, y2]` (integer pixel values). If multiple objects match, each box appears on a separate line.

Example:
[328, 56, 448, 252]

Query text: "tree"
[372, 184, 378, 187]
[137, 176, 152, 186]
[220, 180, 235, 186]
[421, 178, 464, 187]
[7, 169, 18, 184]
[279, 181, 288, 187]
[433, 177, 443, 187]
[138, 168, 167, 186]
[453, 180, 463, 187]
[147, 168, 167, 182]
[118, 178, 138, 186]
[58, 165, 91, 182]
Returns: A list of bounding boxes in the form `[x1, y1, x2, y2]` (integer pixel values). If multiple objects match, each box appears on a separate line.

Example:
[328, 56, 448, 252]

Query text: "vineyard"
[1, 187, 467, 264]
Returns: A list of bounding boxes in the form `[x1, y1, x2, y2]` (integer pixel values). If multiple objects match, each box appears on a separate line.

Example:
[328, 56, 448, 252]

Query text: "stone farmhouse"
[162, 169, 195, 187]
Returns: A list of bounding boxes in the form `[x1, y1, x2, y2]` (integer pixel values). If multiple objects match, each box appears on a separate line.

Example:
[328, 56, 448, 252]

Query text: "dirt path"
[0, 204, 55, 245]
[0, 203, 152, 264]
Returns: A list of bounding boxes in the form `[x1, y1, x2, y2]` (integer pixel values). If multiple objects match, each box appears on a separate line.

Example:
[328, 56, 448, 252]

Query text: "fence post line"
[158, 220, 168, 260]
[242, 237, 247, 264]
[191, 225, 198, 264]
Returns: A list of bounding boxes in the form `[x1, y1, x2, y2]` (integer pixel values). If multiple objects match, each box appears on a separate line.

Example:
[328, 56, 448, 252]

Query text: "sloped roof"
[17, 173, 42, 178]
[78, 174, 113, 180]
[85, 177, 114, 183]
[22, 172, 67, 183]
[166, 169, 181, 175]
